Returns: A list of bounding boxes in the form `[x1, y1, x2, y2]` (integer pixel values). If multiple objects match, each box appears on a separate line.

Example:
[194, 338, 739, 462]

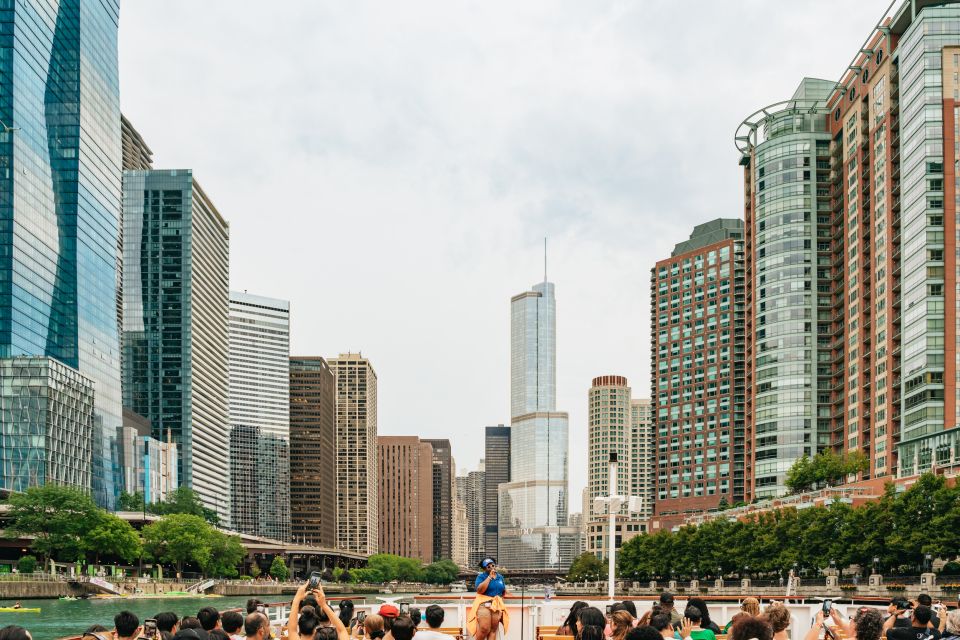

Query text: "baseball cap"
[659, 592, 674, 604]
[379, 605, 399, 618]
[481, 558, 496, 569]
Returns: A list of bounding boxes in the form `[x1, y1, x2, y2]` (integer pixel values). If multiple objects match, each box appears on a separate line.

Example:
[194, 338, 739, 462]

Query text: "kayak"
[0, 608, 40, 613]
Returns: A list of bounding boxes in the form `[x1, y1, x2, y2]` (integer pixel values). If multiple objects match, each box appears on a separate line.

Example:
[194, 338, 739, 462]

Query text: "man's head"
[913, 606, 933, 628]
[917, 594, 933, 608]
[650, 613, 673, 636]
[391, 617, 416, 640]
[658, 593, 674, 611]
[410, 608, 421, 627]
[180, 618, 202, 631]
[221, 612, 243, 636]
[425, 605, 445, 630]
[246, 599, 265, 615]
[155, 613, 179, 634]
[684, 607, 702, 626]
[115, 611, 140, 640]
[379, 605, 399, 631]
[244, 613, 269, 640]
[198, 607, 221, 632]
[762, 605, 791, 634]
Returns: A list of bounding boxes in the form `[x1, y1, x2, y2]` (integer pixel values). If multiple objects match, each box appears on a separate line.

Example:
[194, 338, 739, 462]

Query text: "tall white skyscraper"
[228, 291, 291, 540]
[498, 280, 578, 571]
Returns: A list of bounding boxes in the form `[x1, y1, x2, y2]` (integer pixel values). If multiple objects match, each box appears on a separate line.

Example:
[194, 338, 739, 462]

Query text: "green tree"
[142, 513, 213, 577]
[269, 556, 290, 581]
[118, 491, 145, 512]
[5, 485, 101, 563]
[149, 487, 219, 525]
[203, 529, 245, 578]
[567, 552, 604, 581]
[17, 555, 37, 574]
[423, 560, 459, 585]
[785, 454, 814, 493]
[250, 563, 262, 578]
[85, 512, 142, 563]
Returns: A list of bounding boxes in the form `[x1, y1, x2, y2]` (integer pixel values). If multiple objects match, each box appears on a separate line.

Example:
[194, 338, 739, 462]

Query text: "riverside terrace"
[0, 506, 366, 578]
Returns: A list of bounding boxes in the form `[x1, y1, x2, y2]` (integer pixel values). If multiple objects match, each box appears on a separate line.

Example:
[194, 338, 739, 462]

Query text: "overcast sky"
[119, 0, 894, 504]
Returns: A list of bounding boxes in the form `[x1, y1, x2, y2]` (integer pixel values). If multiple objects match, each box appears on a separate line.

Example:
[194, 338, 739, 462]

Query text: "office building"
[499, 281, 578, 571]
[586, 376, 649, 557]
[483, 425, 510, 560]
[377, 436, 433, 562]
[122, 170, 231, 523]
[650, 219, 746, 522]
[228, 292, 291, 540]
[328, 354, 378, 555]
[0, 357, 95, 493]
[452, 478, 469, 567]
[0, 1, 124, 508]
[289, 357, 338, 547]
[463, 462, 486, 567]
[423, 438, 453, 561]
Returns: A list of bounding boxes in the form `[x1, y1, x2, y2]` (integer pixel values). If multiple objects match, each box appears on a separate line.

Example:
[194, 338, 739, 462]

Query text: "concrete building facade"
[377, 436, 433, 562]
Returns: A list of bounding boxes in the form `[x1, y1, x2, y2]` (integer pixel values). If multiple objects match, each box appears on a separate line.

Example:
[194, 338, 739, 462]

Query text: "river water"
[0, 596, 262, 640]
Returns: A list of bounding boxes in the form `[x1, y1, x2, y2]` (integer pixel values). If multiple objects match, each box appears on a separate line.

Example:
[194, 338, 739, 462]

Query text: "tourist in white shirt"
[414, 606, 449, 640]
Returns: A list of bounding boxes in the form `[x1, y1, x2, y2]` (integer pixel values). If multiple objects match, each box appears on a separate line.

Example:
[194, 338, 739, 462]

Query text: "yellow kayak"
[0, 608, 40, 613]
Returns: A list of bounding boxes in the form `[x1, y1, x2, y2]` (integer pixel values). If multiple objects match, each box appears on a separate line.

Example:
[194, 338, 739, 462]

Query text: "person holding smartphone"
[468, 558, 510, 640]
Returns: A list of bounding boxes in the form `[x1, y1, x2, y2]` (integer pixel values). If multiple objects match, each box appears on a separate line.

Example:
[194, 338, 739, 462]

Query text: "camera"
[308, 571, 323, 589]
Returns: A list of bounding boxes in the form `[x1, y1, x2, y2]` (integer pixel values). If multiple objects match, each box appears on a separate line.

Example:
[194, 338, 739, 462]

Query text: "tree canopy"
[567, 552, 605, 582]
[349, 554, 461, 584]
[5, 485, 101, 562]
[121, 487, 219, 525]
[141, 513, 244, 577]
[619, 473, 960, 579]
[785, 450, 869, 494]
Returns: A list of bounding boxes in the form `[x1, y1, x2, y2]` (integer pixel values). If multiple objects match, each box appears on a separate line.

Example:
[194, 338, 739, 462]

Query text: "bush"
[239, 575, 253, 581]
[17, 555, 37, 574]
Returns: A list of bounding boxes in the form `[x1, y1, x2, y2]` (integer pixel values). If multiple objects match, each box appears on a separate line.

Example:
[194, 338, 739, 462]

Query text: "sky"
[118, 0, 894, 505]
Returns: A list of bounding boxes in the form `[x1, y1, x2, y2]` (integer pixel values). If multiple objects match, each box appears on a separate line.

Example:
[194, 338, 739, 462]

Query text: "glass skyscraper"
[498, 281, 578, 571]
[0, 0, 123, 507]
[122, 170, 231, 524]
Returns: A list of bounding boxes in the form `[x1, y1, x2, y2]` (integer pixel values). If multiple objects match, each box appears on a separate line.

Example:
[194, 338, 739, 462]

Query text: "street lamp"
[925, 554, 932, 573]
[873, 557, 879, 574]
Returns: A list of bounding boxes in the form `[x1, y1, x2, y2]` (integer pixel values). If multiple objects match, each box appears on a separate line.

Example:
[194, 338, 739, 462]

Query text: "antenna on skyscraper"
[544, 236, 548, 282]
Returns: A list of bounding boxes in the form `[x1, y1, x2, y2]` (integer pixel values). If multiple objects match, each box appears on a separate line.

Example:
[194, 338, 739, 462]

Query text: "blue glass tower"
[0, 0, 123, 508]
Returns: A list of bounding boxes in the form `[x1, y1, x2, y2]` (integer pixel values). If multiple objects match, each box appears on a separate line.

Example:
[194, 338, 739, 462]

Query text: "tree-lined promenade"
[609, 473, 960, 581]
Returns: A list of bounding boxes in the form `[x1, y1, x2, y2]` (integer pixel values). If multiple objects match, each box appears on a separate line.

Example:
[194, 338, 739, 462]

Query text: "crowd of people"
[556, 593, 960, 640]
[0, 585, 958, 640]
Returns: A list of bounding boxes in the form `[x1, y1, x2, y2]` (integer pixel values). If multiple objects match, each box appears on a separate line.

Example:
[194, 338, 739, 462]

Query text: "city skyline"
[118, 1, 893, 498]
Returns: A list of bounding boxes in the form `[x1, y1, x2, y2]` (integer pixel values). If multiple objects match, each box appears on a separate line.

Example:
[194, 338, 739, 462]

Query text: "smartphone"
[400, 603, 410, 616]
[358, 612, 367, 624]
[144, 619, 158, 639]
[822, 600, 832, 614]
[606, 605, 613, 615]
[308, 571, 322, 589]
[257, 605, 266, 614]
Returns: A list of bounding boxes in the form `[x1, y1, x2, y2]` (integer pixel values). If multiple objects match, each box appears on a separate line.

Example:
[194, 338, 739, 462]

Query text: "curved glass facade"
[0, 0, 123, 507]
[749, 81, 833, 497]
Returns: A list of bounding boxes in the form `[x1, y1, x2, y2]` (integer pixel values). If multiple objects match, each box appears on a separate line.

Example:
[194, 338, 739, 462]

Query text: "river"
[0, 595, 265, 640]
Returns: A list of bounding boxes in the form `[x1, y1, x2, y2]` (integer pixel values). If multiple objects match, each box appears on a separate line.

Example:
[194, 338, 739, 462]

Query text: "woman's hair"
[854, 609, 884, 640]
[0, 626, 30, 640]
[338, 600, 355, 629]
[611, 611, 634, 640]
[364, 614, 386, 640]
[577, 607, 606, 630]
[741, 598, 761, 617]
[299, 606, 320, 636]
[561, 603, 589, 631]
[688, 598, 713, 626]
[731, 617, 773, 640]
[579, 625, 605, 640]
[946, 610, 960, 635]
[315, 628, 338, 640]
[761, 605, 791, 633]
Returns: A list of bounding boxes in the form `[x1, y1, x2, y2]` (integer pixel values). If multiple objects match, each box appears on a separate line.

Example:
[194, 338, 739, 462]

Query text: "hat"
[379, 605, 399, 618]
[480, 558, 496, 569]
[659, 592, 674, 604]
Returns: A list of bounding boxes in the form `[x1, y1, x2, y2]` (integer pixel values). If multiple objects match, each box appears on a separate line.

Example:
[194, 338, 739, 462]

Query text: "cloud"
[119, 0, 893, 508]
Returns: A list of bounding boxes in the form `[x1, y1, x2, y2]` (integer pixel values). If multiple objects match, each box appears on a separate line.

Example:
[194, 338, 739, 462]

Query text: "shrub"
[17, 555, 37, 574]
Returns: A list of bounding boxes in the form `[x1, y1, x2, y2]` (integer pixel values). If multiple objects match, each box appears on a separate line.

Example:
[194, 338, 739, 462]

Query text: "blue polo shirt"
[475, 572, 506, 597]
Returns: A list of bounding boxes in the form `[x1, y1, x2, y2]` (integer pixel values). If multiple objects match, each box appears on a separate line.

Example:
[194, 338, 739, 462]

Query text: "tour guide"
[468, 558, 510, 640]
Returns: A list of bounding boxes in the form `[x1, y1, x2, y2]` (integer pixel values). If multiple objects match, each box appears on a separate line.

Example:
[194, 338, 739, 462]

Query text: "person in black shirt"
[915, 595, 943, 632]
[885, 605, 940, 640]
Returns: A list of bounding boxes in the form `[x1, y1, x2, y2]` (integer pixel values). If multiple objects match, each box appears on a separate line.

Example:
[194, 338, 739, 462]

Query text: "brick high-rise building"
[377, 436, 434, 562]
[650, 219, 746, 524]
[328, 354, 378, 555]
[736, 0, 960, 493]
[289, 357, 338, 548]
